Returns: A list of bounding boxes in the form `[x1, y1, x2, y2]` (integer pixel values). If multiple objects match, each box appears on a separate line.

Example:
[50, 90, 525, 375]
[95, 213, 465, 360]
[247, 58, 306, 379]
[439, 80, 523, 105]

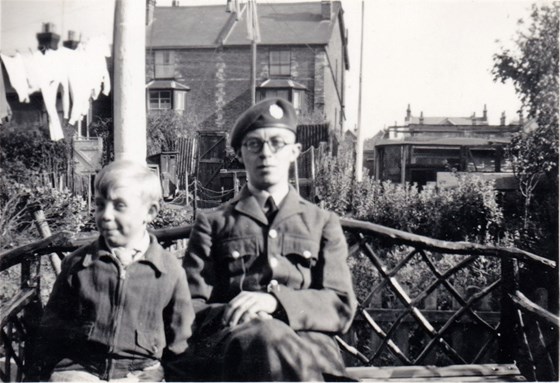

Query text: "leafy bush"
[316, 153, 504, 243]
[0, 175, 88, 249]
[149, 203, 193, 229]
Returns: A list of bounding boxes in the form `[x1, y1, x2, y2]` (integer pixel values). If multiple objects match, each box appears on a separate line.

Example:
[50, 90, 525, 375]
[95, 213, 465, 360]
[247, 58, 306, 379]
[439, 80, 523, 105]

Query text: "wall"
[322, 14, 346, 134]
[147, 42, 345, 135]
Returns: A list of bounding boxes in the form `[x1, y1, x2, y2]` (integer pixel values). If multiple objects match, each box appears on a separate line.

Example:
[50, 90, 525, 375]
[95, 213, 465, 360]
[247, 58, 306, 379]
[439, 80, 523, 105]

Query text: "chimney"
[321, 0, 332, 20]
[63, 30, 81, 50]
[406, 104, 411, 122]
[500, 111, 506, 126]
[419, 111, 424, 125]
[146, 0, 156, 26]
[471, 112, 476, 125]
[172, 0, 179, 6]
[518, 110, 524, 125]
[483, 104, 487, 121]
[37, 22, 60, 53]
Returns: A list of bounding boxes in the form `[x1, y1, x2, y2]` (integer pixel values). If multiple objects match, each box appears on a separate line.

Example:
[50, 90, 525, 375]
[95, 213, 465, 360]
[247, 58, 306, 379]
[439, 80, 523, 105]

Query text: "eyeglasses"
[241, 136, 294, 153]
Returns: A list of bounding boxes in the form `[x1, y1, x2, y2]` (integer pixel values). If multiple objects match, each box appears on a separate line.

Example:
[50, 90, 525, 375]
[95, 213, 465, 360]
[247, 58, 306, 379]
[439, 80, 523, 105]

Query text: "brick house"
[145, 0, 349, 140]
[372, 105, 522, 188]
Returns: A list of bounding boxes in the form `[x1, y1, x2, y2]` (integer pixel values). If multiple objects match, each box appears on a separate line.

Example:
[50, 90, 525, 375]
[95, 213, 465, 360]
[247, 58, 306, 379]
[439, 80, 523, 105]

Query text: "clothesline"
[0, 36, 111, 141]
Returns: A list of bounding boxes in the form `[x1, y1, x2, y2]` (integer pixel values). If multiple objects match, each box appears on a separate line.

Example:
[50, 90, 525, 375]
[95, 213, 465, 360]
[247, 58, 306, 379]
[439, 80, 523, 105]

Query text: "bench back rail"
[0, 222, 557, 382]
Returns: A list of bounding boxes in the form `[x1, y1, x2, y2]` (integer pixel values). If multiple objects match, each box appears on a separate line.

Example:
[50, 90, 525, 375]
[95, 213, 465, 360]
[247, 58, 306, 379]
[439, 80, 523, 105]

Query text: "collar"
[82, 234, 167, 274]
[246, 182, 289, 210]
[234, 185, 303, 225]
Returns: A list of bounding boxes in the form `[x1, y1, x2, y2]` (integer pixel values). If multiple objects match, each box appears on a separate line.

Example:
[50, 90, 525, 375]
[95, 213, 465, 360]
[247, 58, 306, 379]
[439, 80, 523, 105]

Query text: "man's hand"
[223, 291, 278, 327]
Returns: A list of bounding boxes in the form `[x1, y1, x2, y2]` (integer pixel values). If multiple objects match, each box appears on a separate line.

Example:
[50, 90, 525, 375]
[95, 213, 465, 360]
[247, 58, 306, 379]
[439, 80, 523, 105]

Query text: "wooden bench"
[1, 219, 557, 382]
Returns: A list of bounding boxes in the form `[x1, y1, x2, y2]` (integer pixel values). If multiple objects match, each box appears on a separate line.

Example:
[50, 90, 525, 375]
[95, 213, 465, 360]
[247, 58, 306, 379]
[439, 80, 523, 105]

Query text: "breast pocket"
[216, 236, 259, 275]
[282, 235, 320, 288]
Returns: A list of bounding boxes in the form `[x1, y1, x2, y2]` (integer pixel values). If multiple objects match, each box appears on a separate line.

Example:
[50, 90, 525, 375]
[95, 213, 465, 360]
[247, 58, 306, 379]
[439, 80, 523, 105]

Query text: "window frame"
[269, 48, 291, 77]
[148, 90, 173, 111]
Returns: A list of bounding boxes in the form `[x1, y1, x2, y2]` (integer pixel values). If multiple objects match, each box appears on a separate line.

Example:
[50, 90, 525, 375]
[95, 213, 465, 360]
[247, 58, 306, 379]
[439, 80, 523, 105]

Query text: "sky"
[1, 0, 538, 139]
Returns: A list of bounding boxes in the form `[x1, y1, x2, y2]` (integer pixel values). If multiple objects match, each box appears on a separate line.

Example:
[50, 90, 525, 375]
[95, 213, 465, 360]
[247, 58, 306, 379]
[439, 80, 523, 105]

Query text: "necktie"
[264, 196, 278, 222]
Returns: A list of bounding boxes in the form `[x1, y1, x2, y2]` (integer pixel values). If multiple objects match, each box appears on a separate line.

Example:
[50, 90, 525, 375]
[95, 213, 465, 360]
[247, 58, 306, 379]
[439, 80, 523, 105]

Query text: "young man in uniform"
[182, 97, 357, 381]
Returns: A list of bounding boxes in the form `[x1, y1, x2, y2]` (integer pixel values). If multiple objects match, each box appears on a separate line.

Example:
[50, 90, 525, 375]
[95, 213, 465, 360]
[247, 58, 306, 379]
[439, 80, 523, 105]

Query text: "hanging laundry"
[21, 50, 68, 141]
[67, 37, 111, 125]
[0, 35, 111, 140]
[1, 53, 31, 103]
[0, 65, 13, 123]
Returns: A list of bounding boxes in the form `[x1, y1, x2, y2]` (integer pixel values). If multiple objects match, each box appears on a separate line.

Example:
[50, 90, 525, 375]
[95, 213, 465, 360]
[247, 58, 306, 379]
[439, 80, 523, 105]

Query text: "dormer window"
[146, 80, 190, 113]
[257, 79, 307, 115]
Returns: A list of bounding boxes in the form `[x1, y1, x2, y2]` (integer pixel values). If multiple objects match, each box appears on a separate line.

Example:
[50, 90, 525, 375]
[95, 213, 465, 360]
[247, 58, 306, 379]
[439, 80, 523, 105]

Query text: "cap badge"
[269, 104, 284, 119]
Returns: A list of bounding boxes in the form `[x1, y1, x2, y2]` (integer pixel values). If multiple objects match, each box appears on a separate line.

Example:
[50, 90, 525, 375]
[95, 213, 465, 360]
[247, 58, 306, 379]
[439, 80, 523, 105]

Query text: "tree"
[493, 3, 559, 231]
[147, 110, 198, 156]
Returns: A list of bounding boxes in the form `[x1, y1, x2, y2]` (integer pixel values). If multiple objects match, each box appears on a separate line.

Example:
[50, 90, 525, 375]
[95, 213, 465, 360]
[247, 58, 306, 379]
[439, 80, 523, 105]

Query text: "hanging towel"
[1, 53, 30, 103]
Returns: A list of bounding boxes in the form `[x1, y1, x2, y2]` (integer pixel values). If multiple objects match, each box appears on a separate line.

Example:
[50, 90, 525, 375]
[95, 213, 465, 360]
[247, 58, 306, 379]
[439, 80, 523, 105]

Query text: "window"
[269, 48, 291, 77]
[155, 51, 175, 79]
[257, 89, 305, 115]
[149, 91, 172, 110]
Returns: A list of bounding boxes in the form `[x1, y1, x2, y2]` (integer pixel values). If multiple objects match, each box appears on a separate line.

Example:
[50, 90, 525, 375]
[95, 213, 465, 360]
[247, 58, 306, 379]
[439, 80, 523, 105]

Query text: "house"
[372, 105, 522, 188]
[145, 0, 349, 190]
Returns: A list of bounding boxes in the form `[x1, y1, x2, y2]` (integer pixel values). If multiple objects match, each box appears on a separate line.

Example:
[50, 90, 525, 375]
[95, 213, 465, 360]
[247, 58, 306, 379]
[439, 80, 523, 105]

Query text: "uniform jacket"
[184, 185, 357, 334]
[38, 234, 194, 380]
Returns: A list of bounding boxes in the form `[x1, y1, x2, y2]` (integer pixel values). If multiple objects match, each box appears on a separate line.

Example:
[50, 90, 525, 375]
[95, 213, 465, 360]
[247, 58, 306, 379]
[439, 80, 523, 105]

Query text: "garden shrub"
[0, 175, 88, 249]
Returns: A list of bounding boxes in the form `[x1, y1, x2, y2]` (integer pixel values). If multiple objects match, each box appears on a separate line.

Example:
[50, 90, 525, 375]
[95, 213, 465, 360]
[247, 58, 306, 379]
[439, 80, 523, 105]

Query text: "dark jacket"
[38, 234, 194, 380]
[184, 185, 357, 333]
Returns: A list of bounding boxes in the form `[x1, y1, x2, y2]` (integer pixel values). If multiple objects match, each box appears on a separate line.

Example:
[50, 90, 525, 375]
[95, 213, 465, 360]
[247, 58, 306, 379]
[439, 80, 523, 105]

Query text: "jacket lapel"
[234, 186, 268, 225]
[273, 186, 303, 224]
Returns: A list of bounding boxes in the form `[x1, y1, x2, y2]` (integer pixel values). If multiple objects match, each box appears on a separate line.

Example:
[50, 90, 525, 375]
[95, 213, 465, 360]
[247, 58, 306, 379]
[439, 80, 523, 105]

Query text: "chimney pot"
[146, 0, 156, 26]
[63, 30, 81, 50]
[37, 23, 60, 52]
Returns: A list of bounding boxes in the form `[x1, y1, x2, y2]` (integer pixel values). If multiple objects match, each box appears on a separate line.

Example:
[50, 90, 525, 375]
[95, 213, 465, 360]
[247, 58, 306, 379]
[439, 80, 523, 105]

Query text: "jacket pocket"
[217, 236, 259, 274]
[282, 235, 320, 288]
[135, 329, 163, 357]
[66, 322, 94, 340]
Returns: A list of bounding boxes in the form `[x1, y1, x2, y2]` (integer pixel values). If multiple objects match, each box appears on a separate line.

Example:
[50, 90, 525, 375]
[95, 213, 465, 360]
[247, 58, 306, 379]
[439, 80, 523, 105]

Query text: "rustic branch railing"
[0, 220, 557, 382]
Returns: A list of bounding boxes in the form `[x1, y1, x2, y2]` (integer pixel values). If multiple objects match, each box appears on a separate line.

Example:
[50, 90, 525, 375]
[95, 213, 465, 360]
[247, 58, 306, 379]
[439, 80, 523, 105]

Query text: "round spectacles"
[241, 137, 293, 153]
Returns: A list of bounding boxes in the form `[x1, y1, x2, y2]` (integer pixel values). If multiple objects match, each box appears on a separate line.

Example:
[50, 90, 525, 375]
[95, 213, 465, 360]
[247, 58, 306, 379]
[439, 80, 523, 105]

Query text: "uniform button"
[303, 250, 312, 259]
[270, 257, 278, 268]
[269, 229, 278, 239]
[152, 345, 158, 353]
[231, 250, 240, 259]
[267, 279, 280, 293]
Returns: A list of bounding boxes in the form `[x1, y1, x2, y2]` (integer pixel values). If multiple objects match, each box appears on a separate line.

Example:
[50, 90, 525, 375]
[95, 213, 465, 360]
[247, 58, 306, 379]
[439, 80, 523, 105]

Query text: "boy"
[182, 98, 357, 381]
[36, 160, 194, 382]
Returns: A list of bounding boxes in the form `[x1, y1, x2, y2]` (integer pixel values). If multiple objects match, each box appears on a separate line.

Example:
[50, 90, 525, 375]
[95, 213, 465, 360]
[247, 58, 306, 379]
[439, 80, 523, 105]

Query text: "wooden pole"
[354, 0, 365, 182]
[251, 39, 257, 105]
[33, 210, 61, 275]
[113, 0, 147, 163]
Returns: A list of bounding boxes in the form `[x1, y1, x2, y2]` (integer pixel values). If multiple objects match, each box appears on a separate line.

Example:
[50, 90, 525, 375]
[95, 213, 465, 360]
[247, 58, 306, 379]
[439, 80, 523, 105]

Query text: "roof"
[146, 79, 190, 90]
[376, 137, 511, 147]
[406, 116, 488, 125]
[147, 2, 343, 48]
[258, 79, 307, 90]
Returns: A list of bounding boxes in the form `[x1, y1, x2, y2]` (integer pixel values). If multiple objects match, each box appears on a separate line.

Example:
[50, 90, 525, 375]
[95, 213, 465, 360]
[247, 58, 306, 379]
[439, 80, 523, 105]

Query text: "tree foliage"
[0, 123, 71, 184]
[147, 110, 198, 156]
[492, 3, 559, 218]
[492, 3, 559, 260]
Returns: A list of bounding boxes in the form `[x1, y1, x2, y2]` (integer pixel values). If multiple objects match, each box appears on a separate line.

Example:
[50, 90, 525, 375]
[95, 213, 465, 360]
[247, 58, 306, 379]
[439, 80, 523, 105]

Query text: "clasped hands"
[222, 291, 278, 327]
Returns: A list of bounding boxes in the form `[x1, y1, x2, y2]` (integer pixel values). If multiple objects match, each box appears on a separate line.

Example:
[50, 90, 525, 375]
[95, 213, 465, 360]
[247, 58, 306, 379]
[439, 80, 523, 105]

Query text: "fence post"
[498, 257, 519, 364]
[32, 209, 61, 275]
[20, 238, 44, 380]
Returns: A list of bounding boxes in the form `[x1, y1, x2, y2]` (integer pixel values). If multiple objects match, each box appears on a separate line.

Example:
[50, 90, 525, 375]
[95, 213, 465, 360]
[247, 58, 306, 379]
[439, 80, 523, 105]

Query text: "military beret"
[230, 97, 297, 150]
